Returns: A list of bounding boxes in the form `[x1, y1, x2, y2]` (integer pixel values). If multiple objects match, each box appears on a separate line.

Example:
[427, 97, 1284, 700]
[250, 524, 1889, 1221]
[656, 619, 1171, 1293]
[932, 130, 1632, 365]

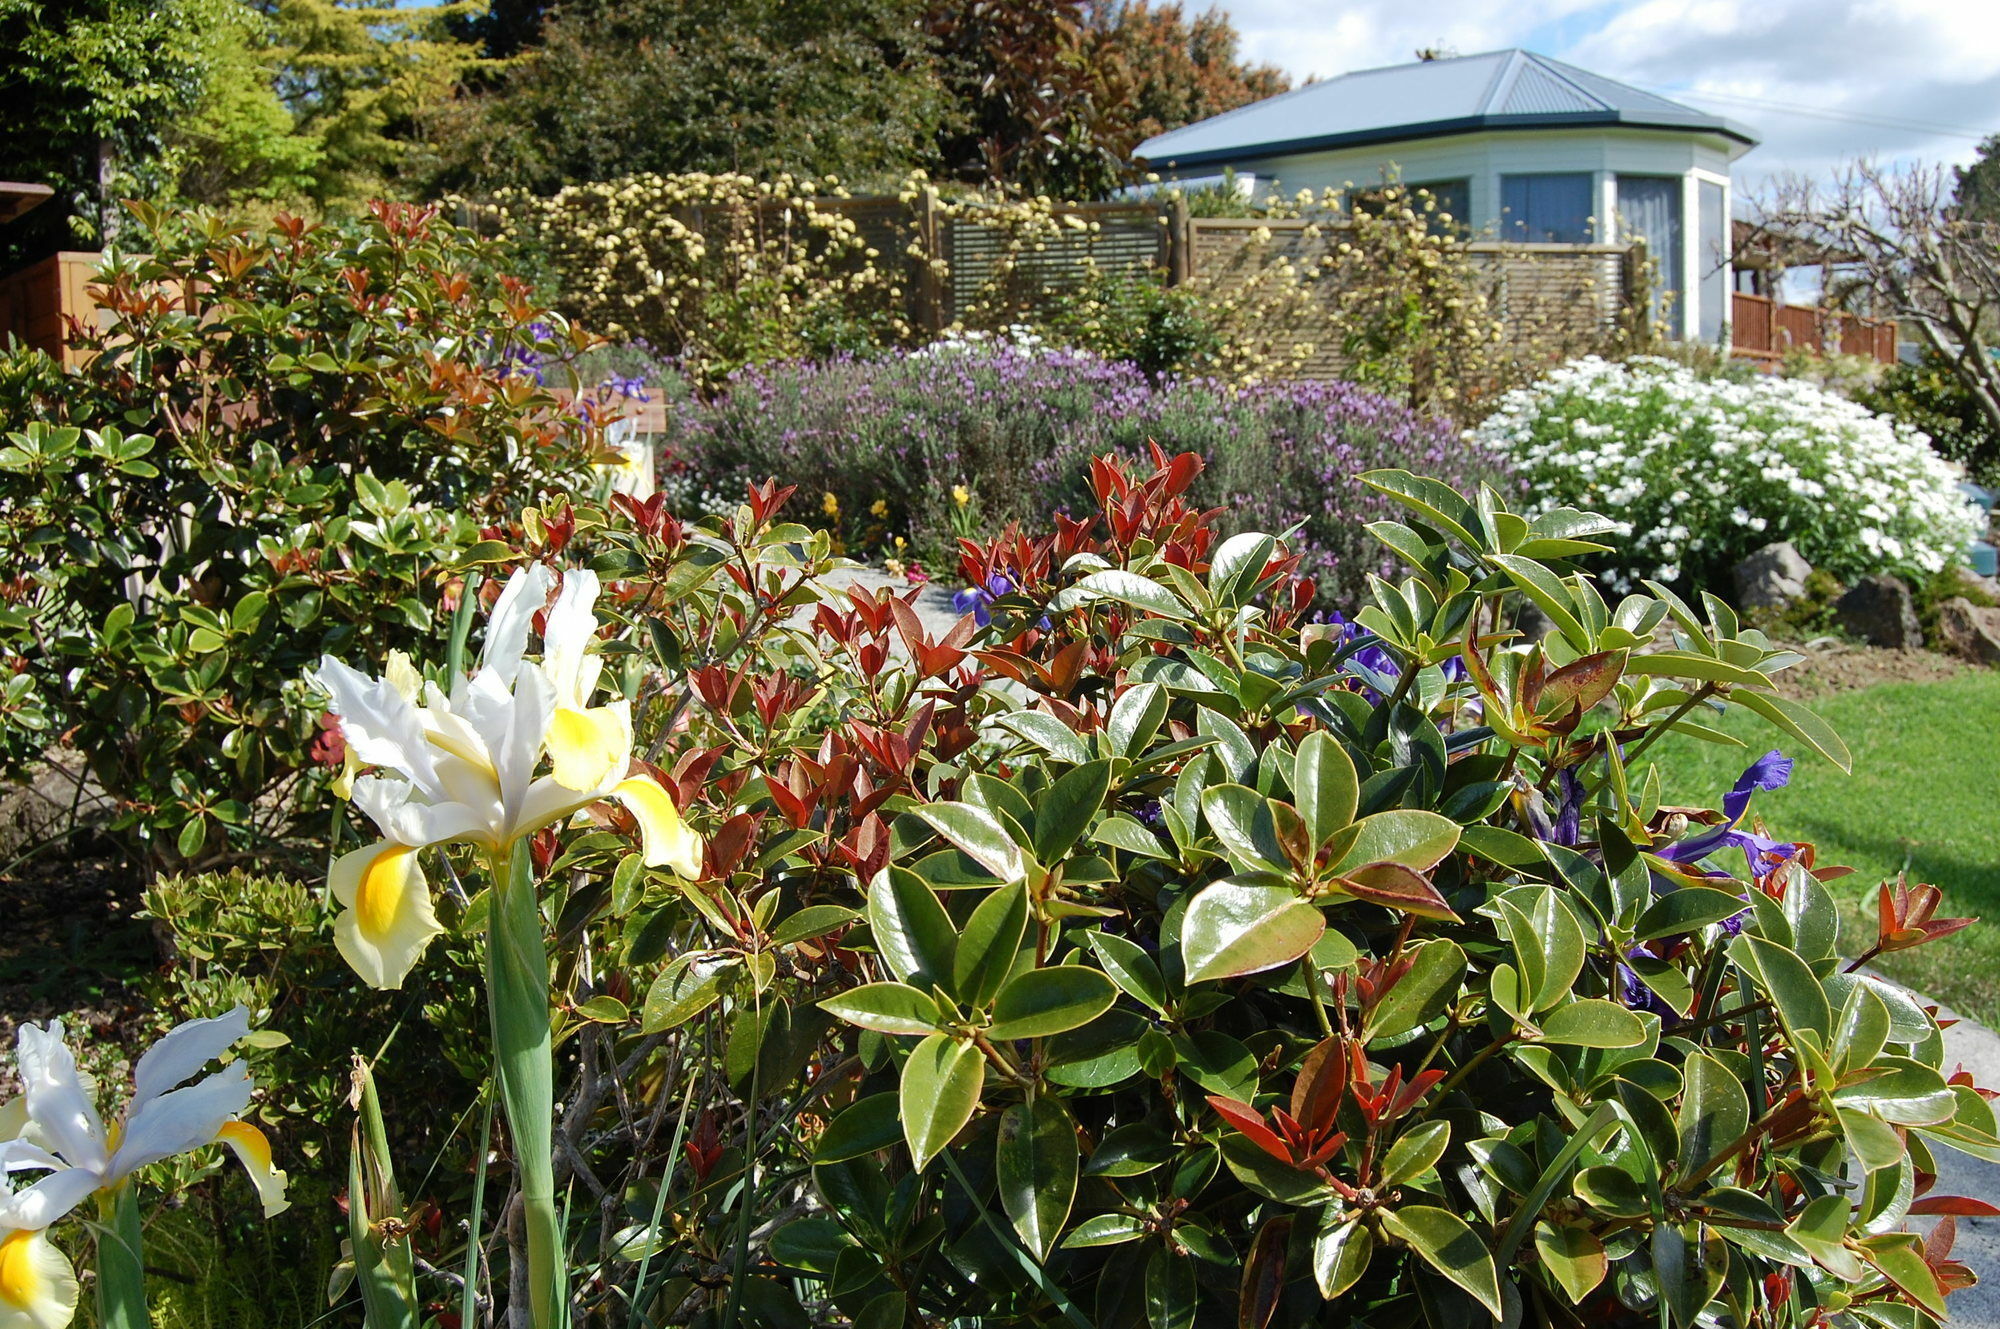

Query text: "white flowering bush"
[1474, 356, 1981, 593]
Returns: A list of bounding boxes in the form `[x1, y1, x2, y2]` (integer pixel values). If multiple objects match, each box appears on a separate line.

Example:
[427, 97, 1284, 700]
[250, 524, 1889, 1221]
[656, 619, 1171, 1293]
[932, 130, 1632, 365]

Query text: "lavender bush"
[665, 343, 1506, 603]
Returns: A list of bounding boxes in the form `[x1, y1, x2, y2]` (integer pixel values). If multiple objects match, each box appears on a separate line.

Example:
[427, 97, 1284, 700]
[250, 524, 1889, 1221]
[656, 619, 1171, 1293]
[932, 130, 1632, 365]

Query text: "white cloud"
[1218, 0, 2000, 183]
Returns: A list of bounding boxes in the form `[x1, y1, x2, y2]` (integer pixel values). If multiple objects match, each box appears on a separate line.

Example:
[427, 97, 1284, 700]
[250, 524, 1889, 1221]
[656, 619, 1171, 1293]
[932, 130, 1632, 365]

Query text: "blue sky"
[1219, 0, 2000, 187]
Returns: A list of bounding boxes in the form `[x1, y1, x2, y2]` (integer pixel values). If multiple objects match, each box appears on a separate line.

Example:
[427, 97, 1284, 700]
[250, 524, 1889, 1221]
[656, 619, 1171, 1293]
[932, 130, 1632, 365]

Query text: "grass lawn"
[1644, 669, 2000, 1024]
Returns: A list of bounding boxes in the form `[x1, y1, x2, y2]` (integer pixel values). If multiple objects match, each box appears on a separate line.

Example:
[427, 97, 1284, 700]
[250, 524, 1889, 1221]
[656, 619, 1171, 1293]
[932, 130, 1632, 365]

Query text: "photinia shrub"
[1471, 355, 1981, 595]
[295, 449, 1994, 1326]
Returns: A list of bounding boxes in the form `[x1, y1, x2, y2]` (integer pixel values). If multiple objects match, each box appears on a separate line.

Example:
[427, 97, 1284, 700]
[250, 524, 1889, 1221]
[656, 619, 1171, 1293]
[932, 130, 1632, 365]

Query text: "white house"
[1134, 49, 1759, 343]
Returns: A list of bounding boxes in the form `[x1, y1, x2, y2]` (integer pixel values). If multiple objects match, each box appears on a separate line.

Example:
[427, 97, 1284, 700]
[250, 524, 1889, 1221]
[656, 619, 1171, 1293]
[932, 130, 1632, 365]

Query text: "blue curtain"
[1617, 176, 1684, 334]
[1500, 174, 1594, 243]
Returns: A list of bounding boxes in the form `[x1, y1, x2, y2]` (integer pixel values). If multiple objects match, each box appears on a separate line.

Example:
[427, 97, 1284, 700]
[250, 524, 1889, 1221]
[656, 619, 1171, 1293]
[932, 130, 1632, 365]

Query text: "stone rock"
[1732, 541, 1813, 611]
[1835, 575, 1923, 649]
[1953, 565, 2000, 601]
[1937, 596, 2000, 666]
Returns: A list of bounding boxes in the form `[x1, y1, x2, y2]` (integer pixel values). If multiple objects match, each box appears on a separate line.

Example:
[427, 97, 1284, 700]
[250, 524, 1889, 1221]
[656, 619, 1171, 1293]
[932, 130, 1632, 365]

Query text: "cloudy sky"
[1220, 0, 2000, 186]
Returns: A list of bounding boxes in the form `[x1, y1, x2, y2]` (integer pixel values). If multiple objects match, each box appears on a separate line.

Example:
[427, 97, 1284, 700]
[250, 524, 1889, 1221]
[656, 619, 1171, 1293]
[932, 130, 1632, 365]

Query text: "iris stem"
[488, 842, 568, 1328]
[95, 1186, 150, 1329]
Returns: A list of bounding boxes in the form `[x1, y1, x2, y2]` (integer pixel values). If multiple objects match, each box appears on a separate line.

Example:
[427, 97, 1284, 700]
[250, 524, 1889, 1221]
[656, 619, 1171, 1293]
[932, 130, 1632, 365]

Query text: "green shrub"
[1473, 355, 1981, 597]
[0, 201, 603, 870]
[1860, 347, 2000, 485]
[262, 454, 1991, 1326]
[1037, 267, 1221, 377]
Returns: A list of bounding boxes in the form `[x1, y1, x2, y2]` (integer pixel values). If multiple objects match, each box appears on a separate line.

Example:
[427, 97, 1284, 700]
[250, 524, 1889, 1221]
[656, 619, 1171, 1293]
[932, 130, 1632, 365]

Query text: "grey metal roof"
[1134, 49, 1758, 168]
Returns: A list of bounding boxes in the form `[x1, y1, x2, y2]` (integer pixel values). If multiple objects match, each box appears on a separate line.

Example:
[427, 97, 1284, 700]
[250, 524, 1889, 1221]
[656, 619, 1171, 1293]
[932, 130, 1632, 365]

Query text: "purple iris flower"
[1316, 611, 1469, 702]
[953, 573, 1015, 627]
[1550, 769, 1584, 848]
[1616, 945, 1678, 1018]
[1657, 750, 1799, 879]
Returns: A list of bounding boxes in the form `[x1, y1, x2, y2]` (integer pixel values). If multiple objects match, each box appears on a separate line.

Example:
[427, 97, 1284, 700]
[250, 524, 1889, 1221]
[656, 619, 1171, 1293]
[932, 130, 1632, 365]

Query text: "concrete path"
[1915, 986, 2000, 1326]
[813, 566, 972, 639]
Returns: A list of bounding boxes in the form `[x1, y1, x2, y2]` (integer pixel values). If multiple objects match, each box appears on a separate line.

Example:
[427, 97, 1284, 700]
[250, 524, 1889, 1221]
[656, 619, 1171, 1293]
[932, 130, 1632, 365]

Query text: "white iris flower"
[0, 1008, 287, 1329]
[314, 564, 702, 989]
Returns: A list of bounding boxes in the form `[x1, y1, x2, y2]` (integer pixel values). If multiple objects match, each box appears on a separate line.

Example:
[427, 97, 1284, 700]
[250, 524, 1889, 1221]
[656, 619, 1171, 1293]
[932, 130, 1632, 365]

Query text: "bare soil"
[1771, 638, 1972, 700]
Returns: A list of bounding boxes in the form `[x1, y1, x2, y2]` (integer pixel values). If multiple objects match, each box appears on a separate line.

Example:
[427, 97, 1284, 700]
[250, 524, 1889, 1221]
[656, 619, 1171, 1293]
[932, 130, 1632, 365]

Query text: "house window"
[1410, 179, 1469, 233]
[1699, 180, 1727, 342]
[1617, 176, 1684, 334]
[1500, 173, 1594, 243]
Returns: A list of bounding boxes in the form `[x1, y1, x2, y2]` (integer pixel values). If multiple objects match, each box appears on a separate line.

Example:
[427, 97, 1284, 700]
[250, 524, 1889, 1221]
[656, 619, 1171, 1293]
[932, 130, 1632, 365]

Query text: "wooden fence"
[1730, 292, 1897, 366]
[1180, 217, 1638, 380]
[2, 200, 1645, 380]
[0, 251, 102, 366]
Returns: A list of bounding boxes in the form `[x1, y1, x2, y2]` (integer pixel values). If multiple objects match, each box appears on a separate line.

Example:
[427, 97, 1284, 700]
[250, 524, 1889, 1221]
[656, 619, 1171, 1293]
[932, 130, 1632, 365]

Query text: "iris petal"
[612, 777, 703, 877]
[546, 704, 630, 792]
[329, 841, 442, 990]
[215, 1120, 290, 1219]
[0, 1228, 79, 1329]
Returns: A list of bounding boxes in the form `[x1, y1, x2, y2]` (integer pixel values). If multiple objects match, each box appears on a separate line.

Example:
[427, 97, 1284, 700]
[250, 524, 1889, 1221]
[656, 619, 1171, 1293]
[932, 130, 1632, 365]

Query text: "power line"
[1637, 83, 1990, 142]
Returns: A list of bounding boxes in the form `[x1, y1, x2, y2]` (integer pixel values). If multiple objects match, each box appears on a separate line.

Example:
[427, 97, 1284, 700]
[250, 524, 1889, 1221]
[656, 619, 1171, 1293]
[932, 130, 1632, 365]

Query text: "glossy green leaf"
[1539, 999, 1647, 1048]
[1293, 731, 1359, 847]
[997, 1098, 1078, 1259]
[1034, 760, 1113, 863]
[1063, 1214, 1148, 1248]
[820, 982, 944, 1036]
[1107, 682, 1169, 757]
[1732, 688, 1852, 772]
[1180, 876, 1325, 985]
[1382, 1120, 1450, 1187]
[1057, 569, 1189, 619]
[1364, 938, 1466, 1041]
[1574, 1165, 1649, 1218]
[769, 905, 861, 948]
[1381, 1205, 1502, 1317]
[954, 882, 1030, 1009]
[1677, 1051, 1750, 1176]
[640, 954, 731, 1033]
[1533, 1222, 1607, 1303]
[814, 1093, 903, 1164]
[1144, 1247, 1197, 1329]
[1634, 886, 1752, 943]
[911, 803, 1028, 883]
[1312, 1219, 1373, 1299]
[1325, 809, 1460, 875]
[1200, 784, 1290, 872]
[986, 966, 1119, 1040]
[1086, 931, 1169, 1012]
[1832, 1057, 1955, 1126]
[900, 1033, 984, 1171]
[1729, 934, 1831, 1043]
[868, 866, 957, 992]
[768, 1218, 856, 1275]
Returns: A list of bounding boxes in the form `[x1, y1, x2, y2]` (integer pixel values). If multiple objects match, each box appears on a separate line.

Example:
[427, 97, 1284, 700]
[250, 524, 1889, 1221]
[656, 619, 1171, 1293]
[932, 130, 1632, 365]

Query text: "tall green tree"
[1954, 133, 2000, 224]
[925, 0, 1288, 199]
[167, 2, 325, 210]
[267, 0, 488, 206]
[0, 0, 226, 265]
[424, 0, 952, 195]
